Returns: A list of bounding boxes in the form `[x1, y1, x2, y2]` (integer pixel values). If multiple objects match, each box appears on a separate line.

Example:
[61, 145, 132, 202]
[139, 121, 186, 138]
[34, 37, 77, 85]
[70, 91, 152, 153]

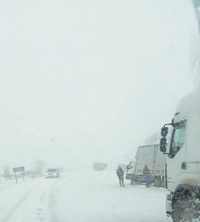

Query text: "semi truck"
[160, 89, 200, 222]
[133, 144, 166, 187]
[160, 91, 200, 222]
[159, 1, 200, 222]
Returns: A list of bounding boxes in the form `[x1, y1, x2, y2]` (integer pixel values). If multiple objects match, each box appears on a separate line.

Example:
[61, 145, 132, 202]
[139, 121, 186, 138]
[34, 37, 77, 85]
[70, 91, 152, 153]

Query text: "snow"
[0, 168, 170, 222]
[0, 0, 197, 171]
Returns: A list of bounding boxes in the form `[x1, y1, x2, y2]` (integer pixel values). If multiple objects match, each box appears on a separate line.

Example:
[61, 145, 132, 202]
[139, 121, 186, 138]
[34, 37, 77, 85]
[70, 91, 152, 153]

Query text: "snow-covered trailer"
[133, 144, 166, 187]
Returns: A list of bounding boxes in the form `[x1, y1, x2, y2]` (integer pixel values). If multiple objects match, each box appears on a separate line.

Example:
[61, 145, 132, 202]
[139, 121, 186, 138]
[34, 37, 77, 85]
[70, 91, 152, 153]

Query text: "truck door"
[167, 120, 187, 191]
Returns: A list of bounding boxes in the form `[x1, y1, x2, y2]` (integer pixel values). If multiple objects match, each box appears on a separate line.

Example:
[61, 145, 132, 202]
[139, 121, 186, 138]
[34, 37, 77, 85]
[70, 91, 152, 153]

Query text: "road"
[0, 169, 170, 222]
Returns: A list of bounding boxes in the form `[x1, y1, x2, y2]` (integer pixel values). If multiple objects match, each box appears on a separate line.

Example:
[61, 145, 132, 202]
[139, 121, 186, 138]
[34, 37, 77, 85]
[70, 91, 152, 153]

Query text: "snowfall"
[0, 168, 170, 222]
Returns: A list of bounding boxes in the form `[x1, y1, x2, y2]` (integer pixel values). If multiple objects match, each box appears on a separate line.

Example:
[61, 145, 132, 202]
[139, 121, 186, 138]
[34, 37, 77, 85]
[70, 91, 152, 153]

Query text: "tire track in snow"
[1, 180, 45, 222]
[48, 173, 74, 222]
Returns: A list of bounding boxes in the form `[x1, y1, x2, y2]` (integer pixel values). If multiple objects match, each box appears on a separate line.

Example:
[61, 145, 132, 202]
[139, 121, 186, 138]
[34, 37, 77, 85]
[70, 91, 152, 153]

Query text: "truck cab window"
[169, 121, 186, 158]
[193, 0, 200, 31]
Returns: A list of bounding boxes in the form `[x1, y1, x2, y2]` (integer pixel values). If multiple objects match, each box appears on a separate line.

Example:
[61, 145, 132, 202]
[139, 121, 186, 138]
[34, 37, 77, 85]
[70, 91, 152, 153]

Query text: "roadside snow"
[0, 176, 16, 193]
[0, 169, 170, 222]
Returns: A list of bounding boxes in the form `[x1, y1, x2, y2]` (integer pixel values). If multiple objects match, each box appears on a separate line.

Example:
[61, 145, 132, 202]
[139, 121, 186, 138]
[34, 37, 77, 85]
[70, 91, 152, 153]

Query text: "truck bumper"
[125, 174, 132, 180]
[166, 193, 173, 217]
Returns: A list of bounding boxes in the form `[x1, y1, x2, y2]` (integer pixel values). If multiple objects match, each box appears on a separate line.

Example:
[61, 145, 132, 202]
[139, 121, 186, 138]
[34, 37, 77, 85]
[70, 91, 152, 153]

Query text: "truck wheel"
[172, 199, 195, 222]
[172, 193, 200, 222]
[154, 178, 161, 187]
[130, 175, 135, 185]
[146, 183, 150, 188]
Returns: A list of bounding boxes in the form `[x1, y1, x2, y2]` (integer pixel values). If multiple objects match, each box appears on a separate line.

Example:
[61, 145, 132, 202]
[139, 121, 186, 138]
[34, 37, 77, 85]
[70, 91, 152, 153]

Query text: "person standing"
[143, 165, 151, 188]
[116, 166, 125, 187]
[143, 165, 150, 175]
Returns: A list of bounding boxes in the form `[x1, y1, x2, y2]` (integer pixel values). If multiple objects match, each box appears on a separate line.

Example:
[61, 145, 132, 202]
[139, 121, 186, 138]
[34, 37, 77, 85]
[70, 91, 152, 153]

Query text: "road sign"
[13, 166, 25, 173]
[13, 166, 25, 183]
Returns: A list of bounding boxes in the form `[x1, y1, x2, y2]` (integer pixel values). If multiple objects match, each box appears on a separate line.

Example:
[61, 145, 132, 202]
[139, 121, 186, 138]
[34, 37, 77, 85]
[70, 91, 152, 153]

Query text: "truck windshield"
[169, 121, 186, 158]
[127, 162, 134, 170]
[193, 0, 200, 31]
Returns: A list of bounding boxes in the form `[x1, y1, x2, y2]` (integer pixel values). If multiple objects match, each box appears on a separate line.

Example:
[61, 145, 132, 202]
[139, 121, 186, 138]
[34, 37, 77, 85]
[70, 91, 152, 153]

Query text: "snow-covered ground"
[0, 169, 170, 222]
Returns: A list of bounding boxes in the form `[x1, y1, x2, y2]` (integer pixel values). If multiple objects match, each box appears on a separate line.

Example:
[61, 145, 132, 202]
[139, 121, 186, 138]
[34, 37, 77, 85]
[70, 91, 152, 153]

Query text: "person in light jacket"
[143, 165, 152, 187]
[116, 166, 125, 187]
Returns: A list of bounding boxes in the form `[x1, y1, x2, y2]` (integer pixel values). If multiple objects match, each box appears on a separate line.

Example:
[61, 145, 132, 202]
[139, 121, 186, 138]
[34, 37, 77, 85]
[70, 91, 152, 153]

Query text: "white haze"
[0, 0, 198, 171]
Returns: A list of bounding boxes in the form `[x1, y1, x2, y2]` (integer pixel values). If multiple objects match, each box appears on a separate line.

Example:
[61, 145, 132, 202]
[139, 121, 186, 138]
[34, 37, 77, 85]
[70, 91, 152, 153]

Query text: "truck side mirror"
[161, 127, 168, 137]
[160, 137, 167, 153]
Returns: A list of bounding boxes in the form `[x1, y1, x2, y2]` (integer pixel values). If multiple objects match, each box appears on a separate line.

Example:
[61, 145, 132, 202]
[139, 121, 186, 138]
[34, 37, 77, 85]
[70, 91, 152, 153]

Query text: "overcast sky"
[0, 0, 199, 171]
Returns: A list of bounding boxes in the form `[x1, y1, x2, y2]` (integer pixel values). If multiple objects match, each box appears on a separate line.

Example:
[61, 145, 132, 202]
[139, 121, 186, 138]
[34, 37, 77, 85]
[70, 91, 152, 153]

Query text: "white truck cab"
[160, 90, 200, 222]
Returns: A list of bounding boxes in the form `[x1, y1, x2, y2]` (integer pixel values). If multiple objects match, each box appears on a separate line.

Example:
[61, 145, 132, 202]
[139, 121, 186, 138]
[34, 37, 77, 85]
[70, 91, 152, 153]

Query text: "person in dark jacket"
[116, 166, 125, 187]
[143, 165, 150, 175]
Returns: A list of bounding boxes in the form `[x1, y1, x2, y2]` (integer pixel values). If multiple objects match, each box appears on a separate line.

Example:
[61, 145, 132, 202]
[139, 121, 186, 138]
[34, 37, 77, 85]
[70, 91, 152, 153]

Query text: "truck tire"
[172, 190, 200, 222]
[154, 178, 161, 187]
[172, 198, 195, 222]
[146, 183, 150, 188]
[130, 175, 135, 185]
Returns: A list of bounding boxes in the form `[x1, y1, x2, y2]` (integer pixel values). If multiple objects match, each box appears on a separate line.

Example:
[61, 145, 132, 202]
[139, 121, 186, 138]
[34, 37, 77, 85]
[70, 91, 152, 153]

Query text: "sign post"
[14, 172, 18, 183]
[13, 166, 25, 183]
[22, 171, 25, 181]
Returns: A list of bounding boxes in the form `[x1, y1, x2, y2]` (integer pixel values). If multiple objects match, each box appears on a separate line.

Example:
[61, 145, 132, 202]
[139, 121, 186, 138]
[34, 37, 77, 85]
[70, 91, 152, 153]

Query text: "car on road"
[45, 169, 60, 179]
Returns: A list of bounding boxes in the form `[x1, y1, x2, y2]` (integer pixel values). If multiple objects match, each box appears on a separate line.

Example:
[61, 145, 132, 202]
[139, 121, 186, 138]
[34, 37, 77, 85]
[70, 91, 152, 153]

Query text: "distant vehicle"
[93, 163, 107, 171]
[45, 169, 60, 179]
[125, 161, 135, 184]
[133, 144, 166, 187]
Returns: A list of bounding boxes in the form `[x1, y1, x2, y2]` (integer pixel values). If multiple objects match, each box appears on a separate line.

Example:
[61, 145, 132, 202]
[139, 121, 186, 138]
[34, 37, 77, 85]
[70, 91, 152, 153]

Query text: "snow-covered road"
[0, 169, 170, 222]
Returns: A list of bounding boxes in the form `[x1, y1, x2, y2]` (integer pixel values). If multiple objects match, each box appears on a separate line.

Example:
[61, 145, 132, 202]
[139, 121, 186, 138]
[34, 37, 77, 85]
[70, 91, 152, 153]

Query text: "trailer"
[133, 144, 166, 187]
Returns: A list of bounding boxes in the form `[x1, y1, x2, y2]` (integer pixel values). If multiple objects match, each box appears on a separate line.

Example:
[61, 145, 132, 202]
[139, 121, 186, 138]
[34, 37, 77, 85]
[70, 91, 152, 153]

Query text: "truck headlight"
[167, 194, 172, 201]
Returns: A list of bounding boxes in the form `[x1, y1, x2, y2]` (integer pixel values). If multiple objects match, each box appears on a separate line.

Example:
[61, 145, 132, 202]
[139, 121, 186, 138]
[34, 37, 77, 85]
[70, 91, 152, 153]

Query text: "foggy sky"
[0, 0, 199, 171]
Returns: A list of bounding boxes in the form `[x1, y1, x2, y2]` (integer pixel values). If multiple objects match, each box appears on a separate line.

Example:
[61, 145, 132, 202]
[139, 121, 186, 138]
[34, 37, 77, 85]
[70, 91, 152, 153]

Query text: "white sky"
[0, 0, 199, 171]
